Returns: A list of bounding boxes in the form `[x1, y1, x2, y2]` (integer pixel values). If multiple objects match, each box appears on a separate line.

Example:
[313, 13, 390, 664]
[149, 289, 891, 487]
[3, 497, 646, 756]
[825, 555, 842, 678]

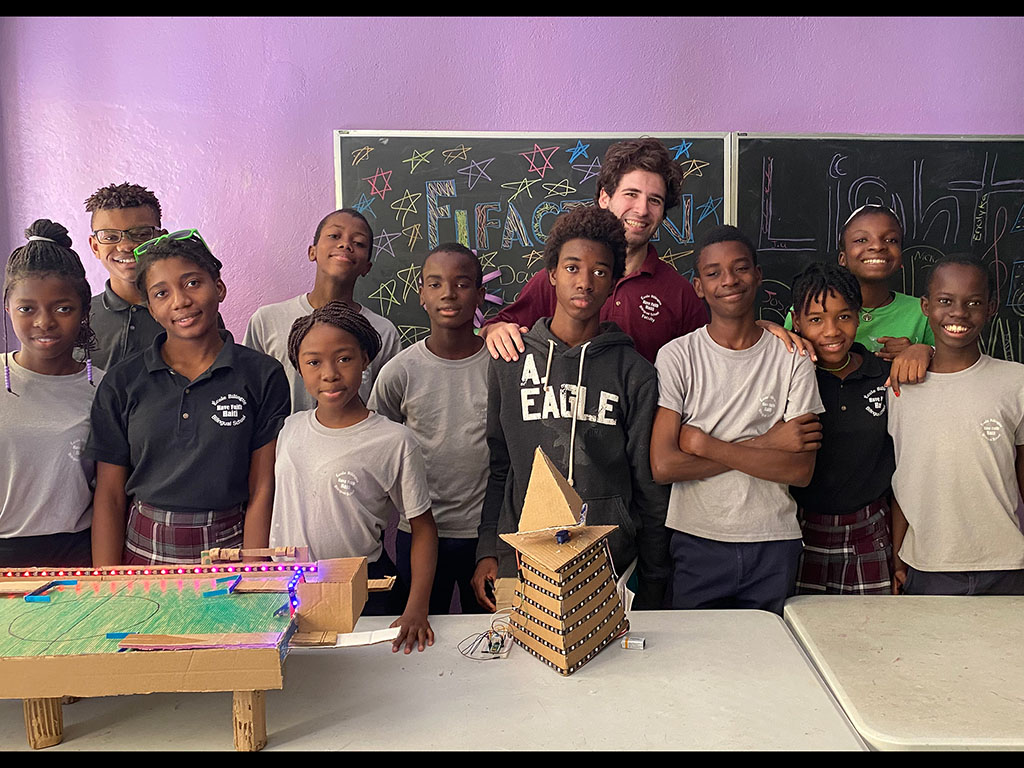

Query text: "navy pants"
[396, 530, 484, 615]
[0, 529, 92, 568]
[364, 550, 410, 617]
[904, 566, 1024, 596]
[669, 531, 803, 615]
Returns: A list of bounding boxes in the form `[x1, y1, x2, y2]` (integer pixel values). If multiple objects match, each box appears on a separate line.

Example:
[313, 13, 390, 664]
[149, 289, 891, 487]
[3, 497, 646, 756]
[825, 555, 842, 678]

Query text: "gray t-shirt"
[368, 341, 489, 538]
[270, 410, 431, 562]
[655, 327, 824, 542]
[242, 293, 401, 412]
[0, 353, 106, 537]
[888, 354, 1024, 571]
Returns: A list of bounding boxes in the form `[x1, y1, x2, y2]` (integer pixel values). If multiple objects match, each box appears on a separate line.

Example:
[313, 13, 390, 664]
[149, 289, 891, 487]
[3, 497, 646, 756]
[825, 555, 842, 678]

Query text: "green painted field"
[0, 578, 290, 658]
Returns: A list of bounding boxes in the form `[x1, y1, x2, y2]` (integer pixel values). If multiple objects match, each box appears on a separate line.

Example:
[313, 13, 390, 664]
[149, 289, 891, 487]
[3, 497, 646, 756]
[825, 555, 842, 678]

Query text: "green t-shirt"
[784, 291, 934, 353]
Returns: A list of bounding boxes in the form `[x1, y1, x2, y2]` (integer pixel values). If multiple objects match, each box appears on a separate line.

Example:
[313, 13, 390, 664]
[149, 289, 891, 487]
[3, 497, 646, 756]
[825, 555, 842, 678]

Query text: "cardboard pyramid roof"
[518, 447, 583, 532]
[499, 447, 618, 572]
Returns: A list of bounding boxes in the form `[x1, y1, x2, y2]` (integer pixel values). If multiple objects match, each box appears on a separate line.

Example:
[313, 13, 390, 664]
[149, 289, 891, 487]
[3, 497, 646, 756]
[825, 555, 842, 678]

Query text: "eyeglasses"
[133, 229, 221, 270]
[92, 227, 161, 245]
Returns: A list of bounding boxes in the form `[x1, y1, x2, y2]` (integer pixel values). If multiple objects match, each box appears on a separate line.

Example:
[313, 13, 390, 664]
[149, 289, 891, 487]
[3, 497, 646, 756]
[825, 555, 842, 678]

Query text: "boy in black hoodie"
[471, 206, 670, 611]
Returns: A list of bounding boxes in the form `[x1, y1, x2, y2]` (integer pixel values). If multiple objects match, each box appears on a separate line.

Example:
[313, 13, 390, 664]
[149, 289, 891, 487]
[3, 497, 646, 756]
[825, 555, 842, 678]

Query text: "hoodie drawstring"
[566, 340, 590, 487]
[542, 339, 556, 391]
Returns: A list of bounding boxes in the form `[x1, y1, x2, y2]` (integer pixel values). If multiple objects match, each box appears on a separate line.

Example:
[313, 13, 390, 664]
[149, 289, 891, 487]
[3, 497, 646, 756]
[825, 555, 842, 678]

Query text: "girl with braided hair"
[270, 300, 438, 654]
[0, 219, 102, 566]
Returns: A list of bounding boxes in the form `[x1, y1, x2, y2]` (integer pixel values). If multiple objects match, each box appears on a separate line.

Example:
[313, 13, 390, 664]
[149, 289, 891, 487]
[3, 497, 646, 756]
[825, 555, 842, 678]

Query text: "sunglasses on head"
[842, 204, 897, 228]
[133, 229, 220, 268]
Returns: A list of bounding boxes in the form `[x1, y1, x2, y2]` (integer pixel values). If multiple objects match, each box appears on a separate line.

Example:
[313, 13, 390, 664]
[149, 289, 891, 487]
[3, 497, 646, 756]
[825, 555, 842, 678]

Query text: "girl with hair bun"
[0, 219, 102, 566]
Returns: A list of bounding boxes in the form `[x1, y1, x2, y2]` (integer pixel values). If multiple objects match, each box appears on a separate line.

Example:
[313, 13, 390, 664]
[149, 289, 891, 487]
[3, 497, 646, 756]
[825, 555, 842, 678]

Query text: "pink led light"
[193, 568, 201, 574]
[260, 566, 268, 571]
[228, 567, 235, 572]
[276, 565, 284, 571]
[160, 569, 168, 575]
[211, 567, 219, 573]
[40, 571, 48, 577]
[58, 571, 65, 576]
[177, 569, 185, 574]
[92, 570, 101, 576]
[126, 570, 134, 576]
[244, 566, 252, 572]
[23, 571, 31, 577]
[143, 569, 150, 575]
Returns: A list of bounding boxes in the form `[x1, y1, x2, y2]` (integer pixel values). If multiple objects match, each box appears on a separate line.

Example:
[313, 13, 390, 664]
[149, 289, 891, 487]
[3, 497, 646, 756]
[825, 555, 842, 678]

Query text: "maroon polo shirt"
[486, 244, 708, 363]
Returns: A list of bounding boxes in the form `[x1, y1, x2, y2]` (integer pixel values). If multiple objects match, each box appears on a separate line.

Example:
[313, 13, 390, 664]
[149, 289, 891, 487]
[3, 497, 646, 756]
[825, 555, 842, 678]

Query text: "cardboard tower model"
[499, 448, 629, 676]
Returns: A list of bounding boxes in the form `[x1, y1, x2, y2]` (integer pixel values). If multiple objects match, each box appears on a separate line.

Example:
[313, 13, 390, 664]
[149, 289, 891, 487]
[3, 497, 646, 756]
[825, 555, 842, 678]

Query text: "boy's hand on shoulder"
[756, 319, 817, 361]
[885, 343, 933, 396]
[874, 336, 912, 361]
[754, 414, 822, 453]
[482, 322, 528, 362]
[471, 557, 498, 612]
[390, 610, 434, 654]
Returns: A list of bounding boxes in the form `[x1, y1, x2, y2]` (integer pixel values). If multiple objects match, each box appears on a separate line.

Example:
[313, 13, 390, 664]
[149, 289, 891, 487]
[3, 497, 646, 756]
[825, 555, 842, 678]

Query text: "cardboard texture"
[499, 448, 629, 676]
[0, 555, 370, 750]
[202, 546, 310, 563]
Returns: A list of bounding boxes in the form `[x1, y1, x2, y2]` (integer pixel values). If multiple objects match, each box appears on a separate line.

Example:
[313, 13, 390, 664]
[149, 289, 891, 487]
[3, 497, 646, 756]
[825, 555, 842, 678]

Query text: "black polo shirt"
[84, 330, 290, 514]
[86, 281, 226, 371]
[790, 343, 895, 516]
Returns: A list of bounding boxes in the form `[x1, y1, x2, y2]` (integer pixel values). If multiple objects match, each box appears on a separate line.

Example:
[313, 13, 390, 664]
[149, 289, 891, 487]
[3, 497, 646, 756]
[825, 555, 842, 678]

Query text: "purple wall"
[2, 16, 1022, 334]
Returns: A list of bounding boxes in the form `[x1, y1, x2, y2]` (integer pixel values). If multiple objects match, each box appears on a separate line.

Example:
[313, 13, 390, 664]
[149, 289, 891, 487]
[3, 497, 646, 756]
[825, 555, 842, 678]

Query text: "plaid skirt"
[123, 500, 244, 566]
[795, 498, 892, 595]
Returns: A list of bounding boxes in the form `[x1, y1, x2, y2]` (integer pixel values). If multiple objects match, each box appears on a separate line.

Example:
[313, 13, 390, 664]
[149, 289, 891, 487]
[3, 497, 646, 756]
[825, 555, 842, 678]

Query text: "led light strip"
[1, 564, 318, 579]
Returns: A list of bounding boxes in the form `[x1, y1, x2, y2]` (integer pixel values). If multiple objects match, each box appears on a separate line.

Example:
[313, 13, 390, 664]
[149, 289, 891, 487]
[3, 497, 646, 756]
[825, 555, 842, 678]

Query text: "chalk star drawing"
[363, 167, 392, 200]
[398, 325, 431, 346]
[522, 249, 545, 269]
[402, 148, 435, 173]
[351, 145, 374, 165]
[480, 251, 498, 269]
[397, 264, 422, 302]
[501, 177, 543, 203]
[352, 192, 377, 219]
[660, 248, 693, 268]
[442, 144, 472, 164]
[457, 157, 495, 191]
[566, 140, 590, 164]
[1012, 203, 1024, 233]
[374, 228, 403, 260]
[367, 279, 400, 316]
[572, 157, 602, 183]
[680, 159, 710, 179]
[390, 189, 422, 226]
[543, 179, 576, 198]
[696, 195, 724, 225]
[520, 144, 560, 178]
[402, 223, 422, 251]
[669, 140, 692, 160]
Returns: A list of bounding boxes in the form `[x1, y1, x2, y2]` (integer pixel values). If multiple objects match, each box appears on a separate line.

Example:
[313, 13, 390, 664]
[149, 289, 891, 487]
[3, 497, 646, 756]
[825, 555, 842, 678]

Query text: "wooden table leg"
[232, 690, 267, 751]
[23, 697, 63, 749]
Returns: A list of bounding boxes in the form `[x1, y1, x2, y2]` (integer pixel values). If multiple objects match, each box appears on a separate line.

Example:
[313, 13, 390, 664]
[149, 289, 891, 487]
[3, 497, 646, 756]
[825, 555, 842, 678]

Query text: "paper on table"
[335, 627, 401, 647]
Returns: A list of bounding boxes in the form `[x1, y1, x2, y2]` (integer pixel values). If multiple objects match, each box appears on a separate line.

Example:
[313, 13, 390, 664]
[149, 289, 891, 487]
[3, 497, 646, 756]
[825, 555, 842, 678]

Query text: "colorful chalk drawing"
[442, 144, 472, 164]
[695, 195, 724, 226]
[426, 180, 457, 249]
[543, 179, 576, 198]
[572, 157, 602, 183]
[403, 223, 423, 251]
[403, 148, 435, 173]
[519, 144, 560, 178]
[396, 264, 422, 302]
[352, 192, 377, 219]
[398, 325, 431, 346]
[374, 229, 403, 261]
[566, 141, 590, 164]
[659, 248, 693, 269]
[458, 158, 495, 191]
[501, 177, 543, 203]
[475, 202, 502, 251]
[363, 167, 393, 200]
[521, 249, 545, 269]
[351, 146, 374, 165]
[501, 203, 532, 250]
[1012, 202, 1024, 233]
[367, 279, 400, 316]
[391, 189, 422, 226]
[680, 159, 710, 179]
[669, 140, 693, 160]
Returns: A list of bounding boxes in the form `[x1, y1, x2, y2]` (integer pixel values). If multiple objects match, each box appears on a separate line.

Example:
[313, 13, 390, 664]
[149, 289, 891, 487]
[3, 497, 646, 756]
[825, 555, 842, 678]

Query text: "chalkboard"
[335, 130, 729, 348]
[735, 133, 1024, 361]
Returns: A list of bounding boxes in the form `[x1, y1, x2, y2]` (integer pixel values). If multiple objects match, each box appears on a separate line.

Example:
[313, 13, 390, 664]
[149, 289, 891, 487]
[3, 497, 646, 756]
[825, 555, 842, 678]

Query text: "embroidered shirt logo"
[333, 471, 358, 496]
[638, 294, 663, 323]
[864, 386, 887, 417]
[211, 394, 247, 427]
[67, 438, 84, 461]
[758, 394, 778, 418]
[980, 419, 1003, 442]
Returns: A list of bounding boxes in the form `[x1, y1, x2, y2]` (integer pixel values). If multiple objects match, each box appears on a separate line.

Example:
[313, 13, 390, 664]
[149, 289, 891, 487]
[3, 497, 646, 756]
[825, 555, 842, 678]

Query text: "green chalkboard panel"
[735, 133, 1024, 361]
[336, 130, 729, 348]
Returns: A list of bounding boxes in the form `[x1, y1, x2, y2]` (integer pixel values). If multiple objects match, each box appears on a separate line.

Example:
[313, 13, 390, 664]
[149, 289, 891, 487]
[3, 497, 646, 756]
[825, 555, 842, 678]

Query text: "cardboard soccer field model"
[499, 448, 629, 676]
[0, 547, 380, 751]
